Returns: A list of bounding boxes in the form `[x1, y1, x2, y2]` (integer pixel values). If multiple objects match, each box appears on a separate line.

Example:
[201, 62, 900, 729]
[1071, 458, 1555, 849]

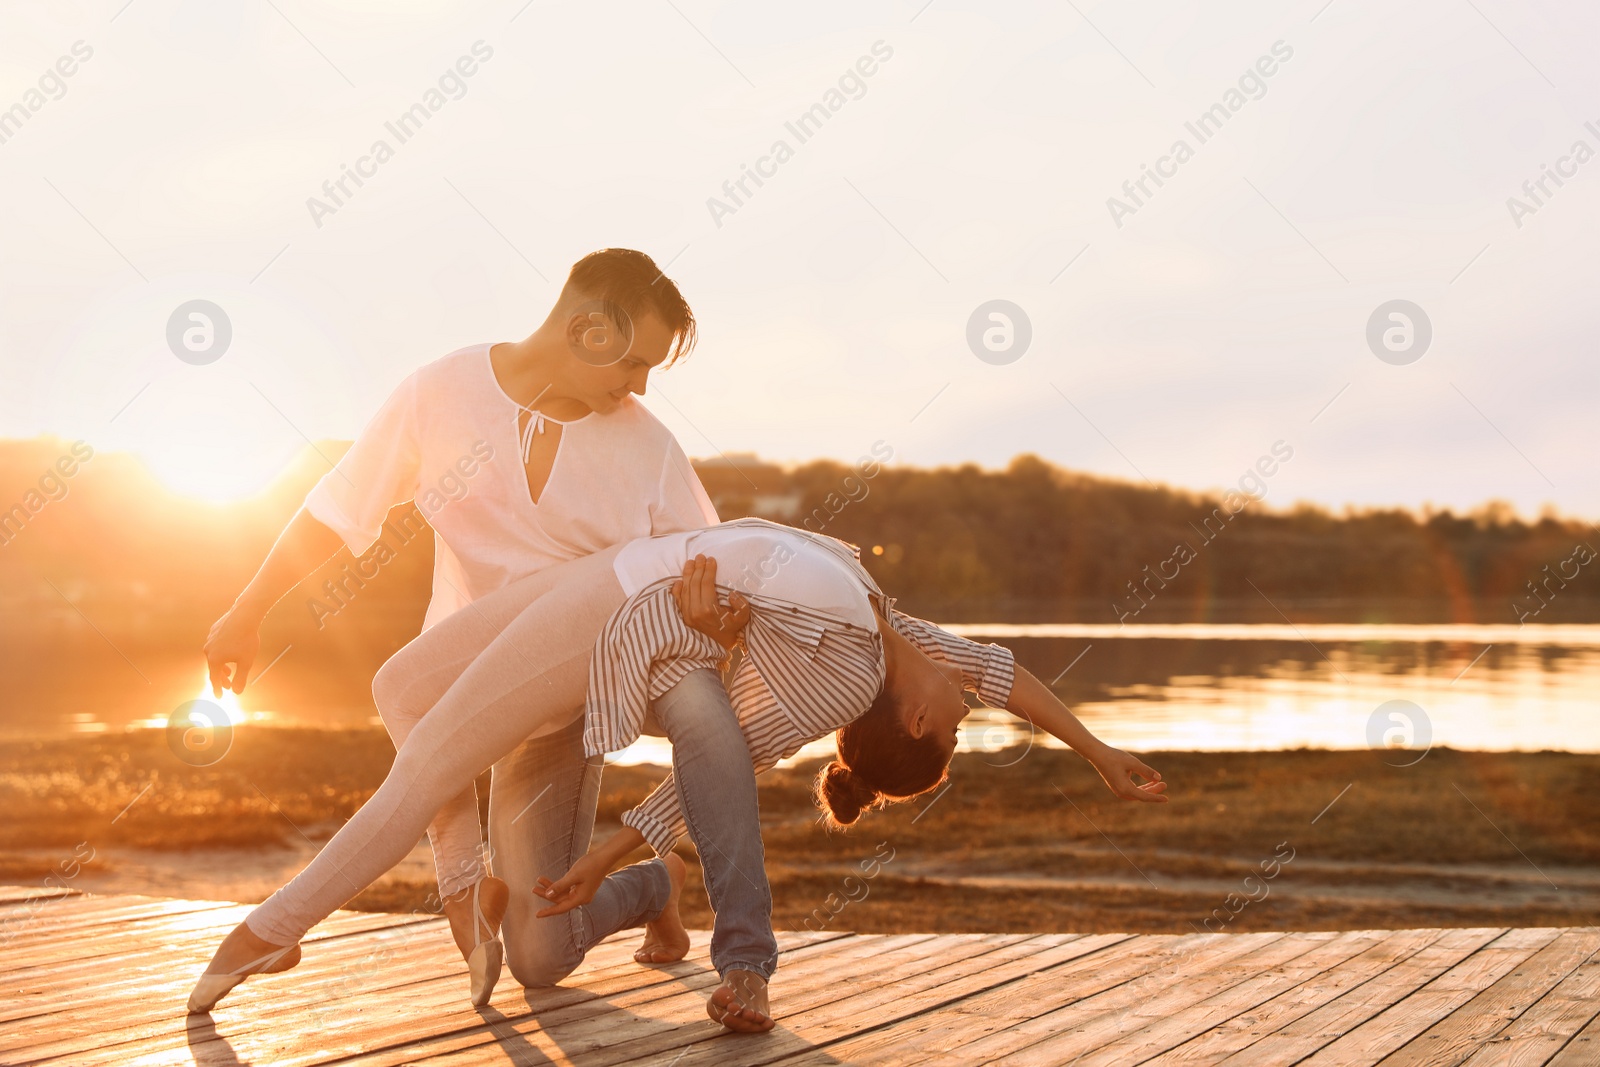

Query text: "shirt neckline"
[482, 342, 599, 428]
[483, 343, 592, 511]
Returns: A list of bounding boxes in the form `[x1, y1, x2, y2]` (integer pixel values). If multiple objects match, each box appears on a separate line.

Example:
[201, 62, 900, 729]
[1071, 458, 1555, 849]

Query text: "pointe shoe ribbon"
[466, 878, 504, 1007]
[186, 944, 297, 1014]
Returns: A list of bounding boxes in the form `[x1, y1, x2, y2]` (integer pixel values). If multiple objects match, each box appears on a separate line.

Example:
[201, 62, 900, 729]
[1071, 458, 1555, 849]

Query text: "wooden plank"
[309, 934, 1054, 1067]
[0, 905, 427, 987]
[0, 901, 263, 986]
[1, 903, 313, 977]
[757, 932, 1164, 1067]
[68, 929, 871, 1067]
[0, 909, 444, 1029]
[3, 908, 436, 986]
[1379, 929, 1600, 1067]
[3, 895, 212, 921]
[666, 936, 1113, 1067]
[0, 894, 236, 948]
[1546, 1002, 1600, 1067]
[1457, 938, 1600, 1067]
[1068, 931, 1394, 1067]
[1292, 928, 1563, 1066]
[908, 932, 1282, 1065]
[796, 933, 1222, 1067]
[21, 927, 707, 1066]
[1, 902, 241, 970]
[178, 927, 876, 1067]
[802, 931, 1278, 1066]
[1143, 929, 1447, 1066]
[793, 927, 1254, 1062]
[5, 892, 1599, 1067]
[195, 930, 898, 1067]
[987, 934, 1335, 1066]
[407, 933, 1124, 1067]
[0, 885, 78, 906]
[1216, 928, 1508, 1066]
[326, 933, 1054, 1067]
[0, 910, 445, 1048]
[175, 929, 868, 1067]
[27, 943, 648, 1066]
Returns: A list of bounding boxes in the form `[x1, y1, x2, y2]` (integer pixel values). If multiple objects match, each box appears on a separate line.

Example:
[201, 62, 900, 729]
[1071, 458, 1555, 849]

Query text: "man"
[197, 249, 776, 1023]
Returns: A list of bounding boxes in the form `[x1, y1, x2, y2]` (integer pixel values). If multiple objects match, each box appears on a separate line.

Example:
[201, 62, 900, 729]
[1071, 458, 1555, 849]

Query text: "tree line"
[1, 440, 1595, 654]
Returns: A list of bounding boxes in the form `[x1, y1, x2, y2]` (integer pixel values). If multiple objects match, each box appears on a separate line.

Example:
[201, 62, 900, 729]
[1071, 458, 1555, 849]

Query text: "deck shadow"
[503, 960, 842, 1066]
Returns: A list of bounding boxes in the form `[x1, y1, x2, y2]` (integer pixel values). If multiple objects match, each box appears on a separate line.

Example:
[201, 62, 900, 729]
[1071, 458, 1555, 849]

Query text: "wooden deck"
[2, 887, 1597, 1066]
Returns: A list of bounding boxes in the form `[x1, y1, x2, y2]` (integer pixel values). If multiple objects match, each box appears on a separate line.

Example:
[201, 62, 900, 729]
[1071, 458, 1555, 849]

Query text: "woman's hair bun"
[816, 760, 879, 827]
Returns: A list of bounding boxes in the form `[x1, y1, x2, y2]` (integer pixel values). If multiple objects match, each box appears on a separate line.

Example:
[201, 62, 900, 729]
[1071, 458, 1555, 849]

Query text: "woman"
[190, 518, 1164, 1031]
[196, 248, 733, 1009]
[533, 522, 1169, 1030]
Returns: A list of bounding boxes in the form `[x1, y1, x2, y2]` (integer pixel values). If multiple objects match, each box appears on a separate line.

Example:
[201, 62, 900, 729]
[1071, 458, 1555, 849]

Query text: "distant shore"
[2, 729, 1595, 935]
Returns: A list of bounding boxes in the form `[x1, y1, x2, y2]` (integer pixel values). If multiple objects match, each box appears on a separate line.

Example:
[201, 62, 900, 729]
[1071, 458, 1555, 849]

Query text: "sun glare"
[114, 371, 307, 504]
[128, 673, 252, 734]
[137, 441, 285, 504]
[193, 676, 249, 727]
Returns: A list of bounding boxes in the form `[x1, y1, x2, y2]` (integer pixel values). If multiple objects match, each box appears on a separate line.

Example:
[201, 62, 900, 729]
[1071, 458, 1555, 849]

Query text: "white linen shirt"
[304, 343, 718, 630]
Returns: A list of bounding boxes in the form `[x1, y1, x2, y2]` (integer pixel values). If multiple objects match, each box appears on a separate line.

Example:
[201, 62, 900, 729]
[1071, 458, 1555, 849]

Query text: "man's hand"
[204, 604, 263, 698]
[533, 849, 613, 917]
[1087, 744, 1168, 803]
[671, 555, 749, 651]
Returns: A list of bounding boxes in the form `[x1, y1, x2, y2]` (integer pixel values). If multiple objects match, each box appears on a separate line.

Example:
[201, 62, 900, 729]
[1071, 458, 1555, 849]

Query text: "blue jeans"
[649, 667, 778, 979]
[493, 668, 776, 985]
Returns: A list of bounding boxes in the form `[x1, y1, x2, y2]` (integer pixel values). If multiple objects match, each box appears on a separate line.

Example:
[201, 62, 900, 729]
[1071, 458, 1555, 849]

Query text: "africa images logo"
[1365, 700, 1431, 768]
[167, 700, 234, 767]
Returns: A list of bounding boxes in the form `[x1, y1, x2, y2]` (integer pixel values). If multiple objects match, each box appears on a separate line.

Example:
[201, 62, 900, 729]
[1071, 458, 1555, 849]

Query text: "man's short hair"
[562, 248, 697, 364]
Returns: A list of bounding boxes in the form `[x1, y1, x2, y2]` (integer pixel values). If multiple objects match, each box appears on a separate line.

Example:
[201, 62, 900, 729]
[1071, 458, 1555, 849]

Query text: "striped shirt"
[582, 518, 1016, 855]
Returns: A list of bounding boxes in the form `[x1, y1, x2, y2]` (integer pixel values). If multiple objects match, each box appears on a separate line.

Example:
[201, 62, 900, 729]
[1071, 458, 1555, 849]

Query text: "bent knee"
[506, 944, 577, 989]
[371, 657, 405, 715]
[503, 917, 581, 989]
[372, 652, 426, 732]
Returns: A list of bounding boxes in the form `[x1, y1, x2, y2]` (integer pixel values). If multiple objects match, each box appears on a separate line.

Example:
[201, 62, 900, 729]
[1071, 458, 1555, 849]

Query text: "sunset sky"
[3, 0, 1597, 517]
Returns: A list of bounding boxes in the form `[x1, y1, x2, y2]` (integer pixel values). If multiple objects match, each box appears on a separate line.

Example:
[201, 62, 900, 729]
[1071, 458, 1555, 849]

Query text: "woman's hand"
[671, 555, 750, 651]
[533, 849, 613, 917]
[204, 603, 264, 698]
[1087, 744, 1169, 803]
[1000, 665, 1169, 806]
[536, 827, 647, 916]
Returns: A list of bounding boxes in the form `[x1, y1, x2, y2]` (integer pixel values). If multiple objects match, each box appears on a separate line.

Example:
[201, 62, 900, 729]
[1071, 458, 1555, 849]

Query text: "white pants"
[247, 546, 627, 946]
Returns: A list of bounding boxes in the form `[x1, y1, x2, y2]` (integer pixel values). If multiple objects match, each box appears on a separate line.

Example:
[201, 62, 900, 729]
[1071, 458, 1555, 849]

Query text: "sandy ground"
[893, 853, 1595, 914]
[13, 837, 1596, 934]
[7, 837, 436, 906]
[5, 739, 1597, 934]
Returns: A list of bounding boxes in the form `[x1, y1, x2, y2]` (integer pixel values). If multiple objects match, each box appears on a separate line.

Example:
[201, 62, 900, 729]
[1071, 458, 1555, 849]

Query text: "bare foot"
[634, 853, 690, 965]
[441, 876, 510, 963]
[707, 968, 774, 1033]
[188, 921, 301, 1013]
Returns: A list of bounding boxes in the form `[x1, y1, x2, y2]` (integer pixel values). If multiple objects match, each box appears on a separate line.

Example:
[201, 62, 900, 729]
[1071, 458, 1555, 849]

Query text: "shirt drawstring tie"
[518, 405, 548, 464]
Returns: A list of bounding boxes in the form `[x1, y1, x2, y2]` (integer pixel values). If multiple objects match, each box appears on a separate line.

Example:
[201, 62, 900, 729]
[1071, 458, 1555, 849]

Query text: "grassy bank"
[2, 728, 1596, 933]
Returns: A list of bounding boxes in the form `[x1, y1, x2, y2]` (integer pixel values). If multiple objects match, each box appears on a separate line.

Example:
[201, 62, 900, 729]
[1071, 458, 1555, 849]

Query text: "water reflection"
[953, 624, 1600, 755]
[10, 624, 1599, 758]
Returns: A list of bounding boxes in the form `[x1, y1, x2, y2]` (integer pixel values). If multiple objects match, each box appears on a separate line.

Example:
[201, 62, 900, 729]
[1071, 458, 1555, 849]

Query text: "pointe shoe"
[465, 878, 505, 1007]
[187, 944, 298, 1014]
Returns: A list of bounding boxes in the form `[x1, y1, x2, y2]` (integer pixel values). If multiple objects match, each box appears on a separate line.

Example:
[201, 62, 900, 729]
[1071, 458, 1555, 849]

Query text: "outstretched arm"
[207, 369, 424, 698]
[204, 508, 346, 697]
[1005, 664, 1168, 803]
[891, 612, 1167, 804]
